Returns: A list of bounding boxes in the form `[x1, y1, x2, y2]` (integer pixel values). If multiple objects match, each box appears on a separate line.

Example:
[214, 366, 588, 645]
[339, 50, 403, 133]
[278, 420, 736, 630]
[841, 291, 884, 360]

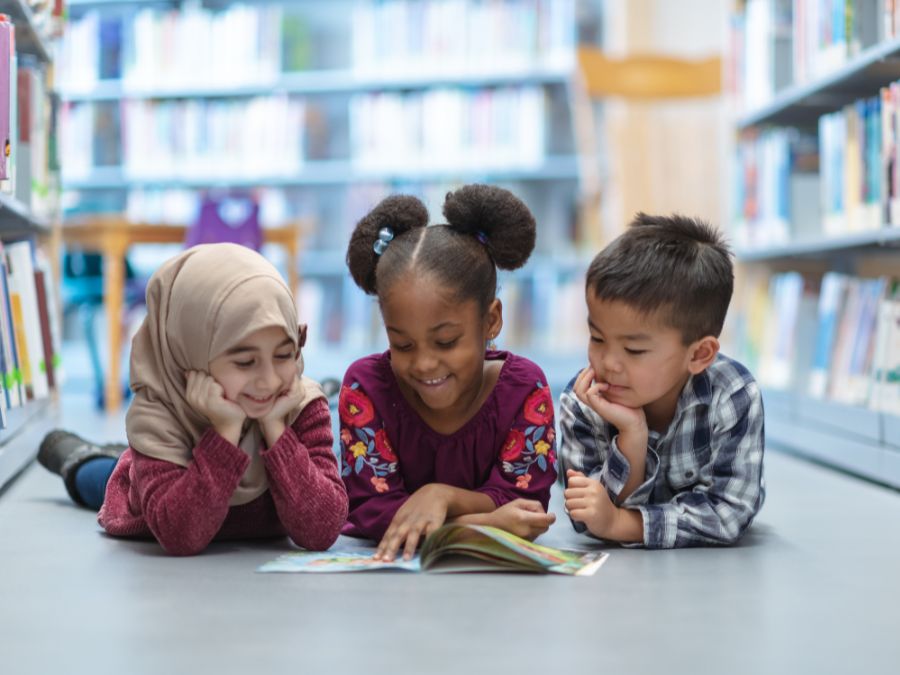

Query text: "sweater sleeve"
[338, 378, 410, 542]
[477, 381, 557, 511]
[259, 398, 348, 551]
[131, 429, 250, 556]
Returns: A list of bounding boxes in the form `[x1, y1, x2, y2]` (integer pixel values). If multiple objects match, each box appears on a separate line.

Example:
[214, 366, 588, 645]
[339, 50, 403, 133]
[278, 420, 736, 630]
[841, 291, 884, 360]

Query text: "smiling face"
[379, 271, 501, 427]
[585, 291, 713, 428]
[208, 325, 297, 419]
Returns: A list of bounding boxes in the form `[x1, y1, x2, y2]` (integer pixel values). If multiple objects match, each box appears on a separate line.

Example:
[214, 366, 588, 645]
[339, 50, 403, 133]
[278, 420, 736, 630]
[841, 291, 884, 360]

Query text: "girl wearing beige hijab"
[37, 243, 348, 555]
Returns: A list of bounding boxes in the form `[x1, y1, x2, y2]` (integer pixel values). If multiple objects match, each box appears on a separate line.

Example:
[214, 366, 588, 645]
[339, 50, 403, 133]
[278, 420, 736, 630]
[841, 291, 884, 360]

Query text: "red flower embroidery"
[523, 387, 553, 426]
[370, 476, 389, 493]
[375, 429, 397, 462]
[500, 429, 526, 462]
[516, 474, 532, 489]
[546, 428, 555, 445]
[340, 428, 352, 447]
[339, 386, 375, 427]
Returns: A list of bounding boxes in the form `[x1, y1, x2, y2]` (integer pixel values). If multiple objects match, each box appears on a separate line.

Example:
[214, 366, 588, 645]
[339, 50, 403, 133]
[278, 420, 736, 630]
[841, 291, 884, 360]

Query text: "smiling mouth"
[418, 376, 449, 386]
[244, 393, 275, 404]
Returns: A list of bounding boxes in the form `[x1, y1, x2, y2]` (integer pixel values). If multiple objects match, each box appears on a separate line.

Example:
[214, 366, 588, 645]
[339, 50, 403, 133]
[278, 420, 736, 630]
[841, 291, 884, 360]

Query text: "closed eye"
[275, 352, 295, 360]
[391, 343, 413, 352]
[436, 339, 459, 349]
[234, 359, 254, 368]
[625, 348, 647, 355]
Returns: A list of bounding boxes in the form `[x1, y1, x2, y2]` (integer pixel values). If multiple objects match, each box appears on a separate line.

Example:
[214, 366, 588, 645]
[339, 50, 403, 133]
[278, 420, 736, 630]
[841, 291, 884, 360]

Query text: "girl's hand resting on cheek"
[375, 484, 450, 562]
[258, 375, 305, 447]
[185, 370, 246, 446]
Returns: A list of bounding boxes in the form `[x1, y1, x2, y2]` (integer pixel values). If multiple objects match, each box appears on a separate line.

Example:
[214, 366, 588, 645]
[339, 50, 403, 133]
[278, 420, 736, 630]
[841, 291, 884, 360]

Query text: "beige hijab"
[126, 243, 324, 506]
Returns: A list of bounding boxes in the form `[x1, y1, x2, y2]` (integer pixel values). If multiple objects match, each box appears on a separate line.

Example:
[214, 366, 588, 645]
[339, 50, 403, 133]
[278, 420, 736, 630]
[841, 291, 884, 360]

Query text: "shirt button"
[685, 471, 694, 479]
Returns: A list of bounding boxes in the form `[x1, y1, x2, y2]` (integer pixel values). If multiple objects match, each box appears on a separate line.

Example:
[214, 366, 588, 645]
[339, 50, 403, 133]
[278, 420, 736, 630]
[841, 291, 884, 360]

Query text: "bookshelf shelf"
[738, 36, 900, 128]
[0, 399, 55, 491]
[62, 156, 582, 190]
[736, 227, 900, 261]
[763, 389, 900, 489]
[0, 0, 52, 63]
[59, 66, 573, 102]
[0, 194, 51, 236]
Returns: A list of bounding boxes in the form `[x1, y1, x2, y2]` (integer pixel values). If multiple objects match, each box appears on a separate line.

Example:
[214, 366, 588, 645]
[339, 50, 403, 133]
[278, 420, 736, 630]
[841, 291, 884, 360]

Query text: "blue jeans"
[74, 457, 118, 511]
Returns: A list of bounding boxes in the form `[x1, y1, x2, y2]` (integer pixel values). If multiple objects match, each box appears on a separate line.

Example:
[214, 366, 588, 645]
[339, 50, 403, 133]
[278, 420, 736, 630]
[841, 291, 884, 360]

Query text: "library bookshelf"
[0, 0, 63, 490]
[731, 0, 900, 488]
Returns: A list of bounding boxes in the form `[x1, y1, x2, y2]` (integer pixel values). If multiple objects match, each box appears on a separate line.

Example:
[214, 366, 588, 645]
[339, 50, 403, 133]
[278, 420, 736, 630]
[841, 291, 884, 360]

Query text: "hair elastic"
[475, 231, 488, 246]
[373, 227, 394, 256]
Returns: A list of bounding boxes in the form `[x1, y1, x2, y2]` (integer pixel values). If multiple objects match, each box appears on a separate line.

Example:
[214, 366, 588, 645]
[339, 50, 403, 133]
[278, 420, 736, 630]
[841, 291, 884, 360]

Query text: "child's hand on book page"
[375, 484, 451, 562]
[573, 367, 647, 436]
[564, 470, 618, 539]
[186, 371, 246, 445]
[487, 499, 556, 540]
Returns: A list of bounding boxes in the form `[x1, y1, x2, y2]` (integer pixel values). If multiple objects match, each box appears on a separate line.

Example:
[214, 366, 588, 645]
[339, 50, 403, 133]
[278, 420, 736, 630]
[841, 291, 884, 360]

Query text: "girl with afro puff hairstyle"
[340, 184, 558, 561]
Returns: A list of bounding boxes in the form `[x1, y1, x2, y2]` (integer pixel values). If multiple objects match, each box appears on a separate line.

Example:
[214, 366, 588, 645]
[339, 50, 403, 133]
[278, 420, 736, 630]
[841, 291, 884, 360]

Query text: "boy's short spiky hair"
[585, 213, 734, 344]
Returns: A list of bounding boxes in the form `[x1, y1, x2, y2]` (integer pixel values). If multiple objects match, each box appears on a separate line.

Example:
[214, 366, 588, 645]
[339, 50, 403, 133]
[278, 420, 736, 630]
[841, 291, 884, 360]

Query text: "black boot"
[37, 430, 127, 507]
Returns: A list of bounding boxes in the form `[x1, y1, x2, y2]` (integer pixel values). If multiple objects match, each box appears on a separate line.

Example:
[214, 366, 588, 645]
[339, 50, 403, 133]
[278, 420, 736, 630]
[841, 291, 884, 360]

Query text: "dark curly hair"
[346, 184, 536, 312]
[585, 212, 734, 344]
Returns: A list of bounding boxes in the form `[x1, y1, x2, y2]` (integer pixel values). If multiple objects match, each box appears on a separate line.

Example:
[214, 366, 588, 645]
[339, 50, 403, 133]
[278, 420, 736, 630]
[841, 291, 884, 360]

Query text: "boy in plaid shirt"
[559, 213, 765, 548]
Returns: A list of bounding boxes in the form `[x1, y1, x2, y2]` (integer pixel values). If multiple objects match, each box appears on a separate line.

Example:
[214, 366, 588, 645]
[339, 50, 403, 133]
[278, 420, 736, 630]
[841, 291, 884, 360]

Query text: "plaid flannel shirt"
[559, 354, 765, 548]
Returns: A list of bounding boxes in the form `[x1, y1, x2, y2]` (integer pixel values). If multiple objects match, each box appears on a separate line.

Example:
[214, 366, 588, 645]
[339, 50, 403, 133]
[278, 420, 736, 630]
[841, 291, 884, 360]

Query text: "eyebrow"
[386, 321, 462, 334]
[587, 319, 652, 341]
[225, 337, 294, 355]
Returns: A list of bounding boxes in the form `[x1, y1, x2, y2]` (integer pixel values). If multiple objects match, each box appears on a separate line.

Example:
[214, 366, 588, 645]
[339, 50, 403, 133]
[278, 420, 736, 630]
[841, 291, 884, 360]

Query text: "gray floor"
[2, 394, 900, 675]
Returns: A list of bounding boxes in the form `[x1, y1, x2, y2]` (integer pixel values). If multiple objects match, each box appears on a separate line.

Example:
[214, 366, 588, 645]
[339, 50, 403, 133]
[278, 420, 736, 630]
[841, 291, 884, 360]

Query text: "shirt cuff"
[619, 447, 660, 508]
[636, 504, 678, 549]
[600, 438, 660, 506]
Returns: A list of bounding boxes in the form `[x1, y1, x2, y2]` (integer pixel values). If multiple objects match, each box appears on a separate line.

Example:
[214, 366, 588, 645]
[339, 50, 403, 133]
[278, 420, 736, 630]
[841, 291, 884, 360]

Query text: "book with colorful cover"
[258, 524, 609, 576]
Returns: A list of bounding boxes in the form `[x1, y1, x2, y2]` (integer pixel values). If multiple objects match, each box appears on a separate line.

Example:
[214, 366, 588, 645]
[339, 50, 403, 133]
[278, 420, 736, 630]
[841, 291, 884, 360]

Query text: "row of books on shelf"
[733, 270, 899, 415]
[59, 86, 552, 182]
[0, 238, 61, 429]
[0, 13, 57, 218]
[295, 266, 589, 354]
[58, 0, 574, 94]
[734, 77, 900, 246]
[732, 0, 896, 112]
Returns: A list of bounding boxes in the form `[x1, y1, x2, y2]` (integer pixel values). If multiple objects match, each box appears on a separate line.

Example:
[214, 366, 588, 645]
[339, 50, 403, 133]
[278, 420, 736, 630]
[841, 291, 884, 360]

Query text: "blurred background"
[0, 0, 898, 491]
[54, 0, 730, 404]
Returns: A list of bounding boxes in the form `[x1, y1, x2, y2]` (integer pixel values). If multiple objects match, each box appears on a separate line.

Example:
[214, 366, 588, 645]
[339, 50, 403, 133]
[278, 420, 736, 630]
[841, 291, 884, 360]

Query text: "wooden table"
[61, 217, 302, 412]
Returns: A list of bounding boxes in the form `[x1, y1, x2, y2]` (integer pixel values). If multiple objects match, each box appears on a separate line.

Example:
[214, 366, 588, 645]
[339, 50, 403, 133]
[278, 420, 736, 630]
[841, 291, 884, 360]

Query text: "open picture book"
[258, 523, 608, 576]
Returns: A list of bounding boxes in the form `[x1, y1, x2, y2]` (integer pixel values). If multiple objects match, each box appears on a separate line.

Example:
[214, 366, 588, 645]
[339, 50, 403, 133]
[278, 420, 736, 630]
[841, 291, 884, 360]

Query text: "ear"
[297, 323, 308, 349]
[687, 335, 719, 374]
[484, 298, 503, 342]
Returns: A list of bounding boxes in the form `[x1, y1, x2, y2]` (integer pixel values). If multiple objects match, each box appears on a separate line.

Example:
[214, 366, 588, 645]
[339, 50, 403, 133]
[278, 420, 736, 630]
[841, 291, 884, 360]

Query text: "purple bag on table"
[184, 194, 262, 251]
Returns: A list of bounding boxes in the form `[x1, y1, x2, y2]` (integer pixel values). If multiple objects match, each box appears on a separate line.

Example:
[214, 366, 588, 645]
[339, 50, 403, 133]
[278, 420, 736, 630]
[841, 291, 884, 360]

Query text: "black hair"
[585, 212, 734, 343]
[346, 184, 536, 313]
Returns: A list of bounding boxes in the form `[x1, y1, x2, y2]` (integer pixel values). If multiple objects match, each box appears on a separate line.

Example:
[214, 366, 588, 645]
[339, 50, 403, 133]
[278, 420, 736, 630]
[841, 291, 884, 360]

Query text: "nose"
[256, 360, 282, 391]
[411, 349, 438, 376]
[600, 348, 622, 375]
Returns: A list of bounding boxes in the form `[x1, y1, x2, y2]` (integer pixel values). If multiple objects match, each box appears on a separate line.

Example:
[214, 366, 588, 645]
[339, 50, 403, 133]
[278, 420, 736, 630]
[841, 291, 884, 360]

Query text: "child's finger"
[401, 527, 423, 561]
[566, 469, 585, 478]
[515, 499, 544, 512]
[566, 475, 593, 488]
[375, 526, 401, 561]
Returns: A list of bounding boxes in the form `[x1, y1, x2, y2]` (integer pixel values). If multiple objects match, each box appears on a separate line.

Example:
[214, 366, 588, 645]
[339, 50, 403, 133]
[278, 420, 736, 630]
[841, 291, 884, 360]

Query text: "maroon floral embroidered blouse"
[338, 350, 557, 541]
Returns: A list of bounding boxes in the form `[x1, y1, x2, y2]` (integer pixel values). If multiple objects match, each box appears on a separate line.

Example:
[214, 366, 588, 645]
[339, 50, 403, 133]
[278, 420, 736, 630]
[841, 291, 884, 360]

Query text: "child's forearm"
[583, 505, 644, 544]
[615, 431, 648, 503]
[428, 484, 496, 518]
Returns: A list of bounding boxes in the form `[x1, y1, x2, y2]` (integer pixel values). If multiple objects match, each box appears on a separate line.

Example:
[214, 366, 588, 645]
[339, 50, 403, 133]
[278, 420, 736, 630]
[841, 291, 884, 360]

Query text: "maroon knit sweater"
[98, 398, 348, 556]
